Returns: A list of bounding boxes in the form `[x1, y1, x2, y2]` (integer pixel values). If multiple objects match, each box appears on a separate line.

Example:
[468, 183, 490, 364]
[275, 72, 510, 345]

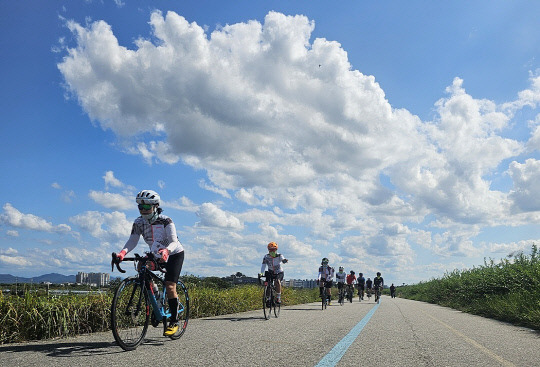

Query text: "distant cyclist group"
[316, 257, 384, 304]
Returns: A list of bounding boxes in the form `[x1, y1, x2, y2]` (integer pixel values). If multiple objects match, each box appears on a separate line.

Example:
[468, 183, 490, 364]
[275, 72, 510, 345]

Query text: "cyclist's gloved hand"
[258, 273, 263, 278]
[158, 248, 169, 262]
[282, 259, 288, 263]
[116, 250, 127, 262]
[146, 260, 157, 271]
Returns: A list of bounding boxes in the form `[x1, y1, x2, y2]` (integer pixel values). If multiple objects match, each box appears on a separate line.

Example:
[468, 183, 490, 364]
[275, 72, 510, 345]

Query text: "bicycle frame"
[320, 279, 330, 309]
[338, 284, 345, 305]
[144, 270, 170, 321]
[110, 252, 189, 351]
[346, 284, 354, 302]
[259, 273, 280, 319]
[112, 252, 186, 325]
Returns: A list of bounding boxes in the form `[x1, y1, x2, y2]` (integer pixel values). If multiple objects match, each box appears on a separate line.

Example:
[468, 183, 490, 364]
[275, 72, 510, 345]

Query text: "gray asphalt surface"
[1, 296, 538, 366]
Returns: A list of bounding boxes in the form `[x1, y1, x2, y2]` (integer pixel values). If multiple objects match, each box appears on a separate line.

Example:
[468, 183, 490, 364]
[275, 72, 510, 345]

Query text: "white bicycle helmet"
[136, 190, 160, 205]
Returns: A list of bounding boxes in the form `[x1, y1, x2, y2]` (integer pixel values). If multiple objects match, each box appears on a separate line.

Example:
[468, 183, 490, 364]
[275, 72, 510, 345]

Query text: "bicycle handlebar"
[111, 252, 167, 274]
[111, 252, 126, 273]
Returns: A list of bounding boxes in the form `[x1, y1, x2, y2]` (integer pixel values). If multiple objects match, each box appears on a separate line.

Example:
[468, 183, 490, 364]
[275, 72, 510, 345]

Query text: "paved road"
[1, 296, 538, 366]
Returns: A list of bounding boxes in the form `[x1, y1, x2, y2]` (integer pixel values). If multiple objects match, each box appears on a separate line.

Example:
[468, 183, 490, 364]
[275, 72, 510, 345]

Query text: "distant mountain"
[0, 273, 76, 284]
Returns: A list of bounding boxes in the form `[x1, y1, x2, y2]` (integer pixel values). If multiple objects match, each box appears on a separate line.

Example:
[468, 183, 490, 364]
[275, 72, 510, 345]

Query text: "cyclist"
[259, 242, 288, 303]
[335, 266, 346, 301]
[374, 272, 384, 297]
[366, 277, 373, 297]
[346, 270, 356, 301]
[318, 258, 334, 304]
[390, 283, 396, 298]
[115, 190, 185, 337]
[357, 272, 366, 300]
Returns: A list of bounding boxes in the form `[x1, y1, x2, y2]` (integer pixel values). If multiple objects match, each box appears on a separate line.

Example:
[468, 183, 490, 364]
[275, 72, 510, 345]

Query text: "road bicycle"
[374, 285, 382, 304]
[319, 279, 331, 310]
[346, 284, 354, 303]
[110, 252, 189, 351]
[366, 287, 372, 301]
[259, 272, 280, 320]
[338, 284, 345, 306]
[357, 285, 364, 302]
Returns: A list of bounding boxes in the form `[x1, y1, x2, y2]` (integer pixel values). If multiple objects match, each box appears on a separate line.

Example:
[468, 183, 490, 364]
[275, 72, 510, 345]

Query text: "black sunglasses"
[138, 204, 153, 210]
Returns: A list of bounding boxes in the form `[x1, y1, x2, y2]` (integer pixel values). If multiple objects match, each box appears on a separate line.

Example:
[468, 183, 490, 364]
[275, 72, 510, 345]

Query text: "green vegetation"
[0, 282, 320, 344]
[6, 246, 536, 344]
[397, 245, 540, 330]
[0, 290, 110, 344]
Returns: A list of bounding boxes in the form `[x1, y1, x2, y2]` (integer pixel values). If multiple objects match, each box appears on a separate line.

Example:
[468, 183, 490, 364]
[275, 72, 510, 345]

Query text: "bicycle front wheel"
[273, 292, 280, 318]
[111, 277, 150, 351]
[262, 285, 270, 320]
[168, 279, 190, 340]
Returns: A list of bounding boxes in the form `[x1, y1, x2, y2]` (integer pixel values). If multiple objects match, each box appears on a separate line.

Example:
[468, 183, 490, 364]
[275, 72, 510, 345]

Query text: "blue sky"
[1, 0, 539, 285]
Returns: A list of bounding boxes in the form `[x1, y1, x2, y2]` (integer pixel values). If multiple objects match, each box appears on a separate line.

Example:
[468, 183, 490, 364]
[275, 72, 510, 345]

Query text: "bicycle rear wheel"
[168, 279, 190, 340]
[262, 285, 270, 320]
[111, 277, 150, 351]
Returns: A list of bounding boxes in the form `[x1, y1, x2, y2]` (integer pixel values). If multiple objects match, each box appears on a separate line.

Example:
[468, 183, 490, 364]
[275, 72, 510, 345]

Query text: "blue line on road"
[314, 301, 380, 367]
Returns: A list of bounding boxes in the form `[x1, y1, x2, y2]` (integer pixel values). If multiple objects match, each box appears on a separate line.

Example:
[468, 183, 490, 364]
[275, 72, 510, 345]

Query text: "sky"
[1, 0, 539, 285]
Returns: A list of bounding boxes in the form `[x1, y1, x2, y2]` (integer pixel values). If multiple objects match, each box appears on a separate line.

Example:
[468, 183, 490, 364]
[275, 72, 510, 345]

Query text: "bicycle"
[357, 285, 364, 302]
[259, 272, 280, 319]
[346, 284, 354, 303]
[374, 285, 382, 304]
[110, 252, 189, 351]
[338, 284, 345, 306]
[366, 287, 372, 301]
[319, 279, 331, 310]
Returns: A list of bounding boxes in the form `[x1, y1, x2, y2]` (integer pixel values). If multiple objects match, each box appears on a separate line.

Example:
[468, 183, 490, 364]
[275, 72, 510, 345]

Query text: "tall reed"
[0, 284, 320, 344]
[398, 245, 539, 330]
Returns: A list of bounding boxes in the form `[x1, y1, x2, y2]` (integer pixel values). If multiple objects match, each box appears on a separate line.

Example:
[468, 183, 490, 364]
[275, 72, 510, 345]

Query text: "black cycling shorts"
[265, 271, 284, 281]
[320, 279, 333, 288]
[164, 251, 184, 283]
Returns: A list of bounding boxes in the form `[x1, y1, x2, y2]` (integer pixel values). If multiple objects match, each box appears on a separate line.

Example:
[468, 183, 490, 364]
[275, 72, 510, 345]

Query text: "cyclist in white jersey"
[115, 190, 185, 337]
[335, 266, 346, 293]
[318, 258, 335, 303]
[259, 242, 288, 303]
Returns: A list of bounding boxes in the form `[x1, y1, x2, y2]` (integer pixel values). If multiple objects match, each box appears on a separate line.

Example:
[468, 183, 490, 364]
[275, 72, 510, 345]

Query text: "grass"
[0, 290, 110, 344]
[0, 282, 320, 344]
[397, 245, 540, 330]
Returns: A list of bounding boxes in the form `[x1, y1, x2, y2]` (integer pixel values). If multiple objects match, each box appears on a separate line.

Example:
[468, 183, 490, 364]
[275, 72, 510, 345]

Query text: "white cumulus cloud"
[57, 10, 540, 264]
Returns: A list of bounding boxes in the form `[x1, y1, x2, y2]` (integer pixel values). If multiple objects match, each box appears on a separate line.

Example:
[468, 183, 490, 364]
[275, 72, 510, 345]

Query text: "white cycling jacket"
[318, 266, 335, 281]
[121, 214, 184, 257]
[261, 253, 286, 274]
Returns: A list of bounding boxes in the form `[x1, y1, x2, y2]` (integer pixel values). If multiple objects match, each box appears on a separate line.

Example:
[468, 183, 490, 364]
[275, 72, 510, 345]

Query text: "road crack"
[395, 302, 436, 367]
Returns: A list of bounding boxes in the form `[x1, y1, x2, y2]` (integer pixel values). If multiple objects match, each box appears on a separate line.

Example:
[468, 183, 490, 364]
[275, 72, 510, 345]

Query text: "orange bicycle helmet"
[267, 242, 278, 251]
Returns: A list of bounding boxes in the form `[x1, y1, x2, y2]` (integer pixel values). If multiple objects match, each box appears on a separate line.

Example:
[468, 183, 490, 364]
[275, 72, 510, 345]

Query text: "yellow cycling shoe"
[163, 323, 179, 337]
